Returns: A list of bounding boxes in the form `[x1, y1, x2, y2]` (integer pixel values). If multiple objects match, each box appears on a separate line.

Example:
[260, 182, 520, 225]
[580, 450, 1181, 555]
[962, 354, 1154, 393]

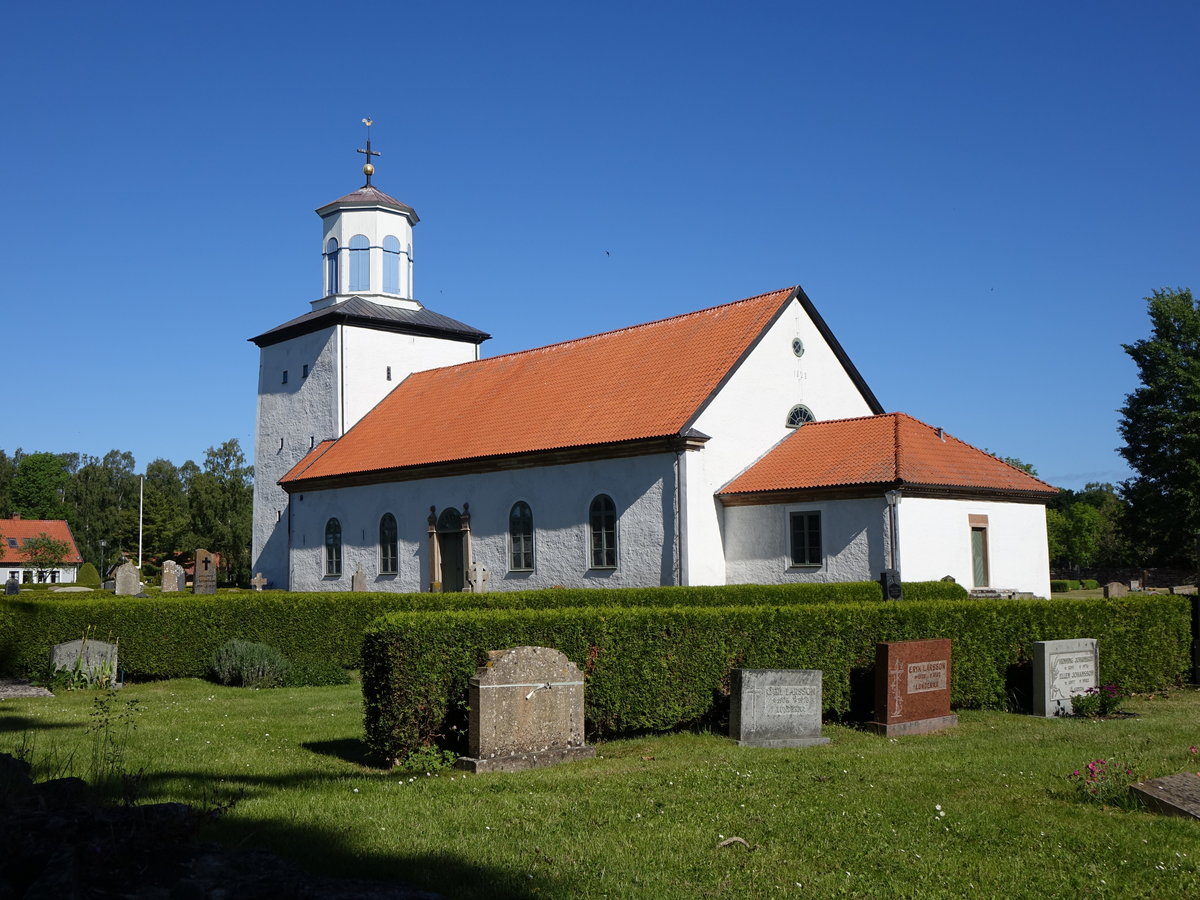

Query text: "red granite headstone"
[867, 639, 958, 736]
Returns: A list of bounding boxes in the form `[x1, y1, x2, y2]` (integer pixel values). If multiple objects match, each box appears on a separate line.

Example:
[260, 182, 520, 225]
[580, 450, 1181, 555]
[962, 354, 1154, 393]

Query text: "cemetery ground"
[3, 680, 1199, 898]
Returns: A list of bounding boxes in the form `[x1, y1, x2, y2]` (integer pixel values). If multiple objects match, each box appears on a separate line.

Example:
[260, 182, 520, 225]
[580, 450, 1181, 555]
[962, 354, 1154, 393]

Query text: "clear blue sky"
[3, 1, 1197, 490]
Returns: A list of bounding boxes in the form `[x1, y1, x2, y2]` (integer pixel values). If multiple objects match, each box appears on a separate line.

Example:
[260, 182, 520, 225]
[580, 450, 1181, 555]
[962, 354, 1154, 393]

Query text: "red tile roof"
[282, 287, 800, 485]
[719, 413, 1058, 499]
[0, 517, 84, 564]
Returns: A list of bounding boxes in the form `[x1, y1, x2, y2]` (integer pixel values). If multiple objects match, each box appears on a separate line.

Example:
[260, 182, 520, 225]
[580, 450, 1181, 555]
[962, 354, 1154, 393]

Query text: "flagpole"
[138, 476, 144, 569]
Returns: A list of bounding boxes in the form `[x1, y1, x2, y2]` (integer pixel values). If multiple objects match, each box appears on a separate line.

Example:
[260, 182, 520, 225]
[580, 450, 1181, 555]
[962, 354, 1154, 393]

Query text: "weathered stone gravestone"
[4, 575, 17, 595]
[1131, 774, 1200, 820]
[50, 637, 119, 687]
[729, 669, 829, 747]
[249, 572, 268, 592]
[350, 567, 367, 592]
[867, 639, 957, 736]
[1034, 638, 1098, 717]
[160, 560, 184, 593]
[113, 562, 141, 596]
[466, 562, 490, 594]
[1104, 582, 1129, 598]
[455, 646, 595, 773]
[1170, 585, 1198, 596]
[193, 549, 217, 595]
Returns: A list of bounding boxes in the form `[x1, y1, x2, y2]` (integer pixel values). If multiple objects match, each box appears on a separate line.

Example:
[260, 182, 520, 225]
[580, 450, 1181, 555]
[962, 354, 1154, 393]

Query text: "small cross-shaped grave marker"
[250, 572, 268, 592]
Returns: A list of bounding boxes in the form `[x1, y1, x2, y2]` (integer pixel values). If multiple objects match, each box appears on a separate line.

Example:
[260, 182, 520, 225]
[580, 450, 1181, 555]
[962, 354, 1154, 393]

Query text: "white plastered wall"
[896, 497, 1051, 597]
[686, 297, 877, 584]
[287, 452, 678, 592]
[723, 497, 888, 584]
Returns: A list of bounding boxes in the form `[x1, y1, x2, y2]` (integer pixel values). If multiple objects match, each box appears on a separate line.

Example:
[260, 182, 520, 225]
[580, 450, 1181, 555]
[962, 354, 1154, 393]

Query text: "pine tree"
[1118, 288, 1200, 567]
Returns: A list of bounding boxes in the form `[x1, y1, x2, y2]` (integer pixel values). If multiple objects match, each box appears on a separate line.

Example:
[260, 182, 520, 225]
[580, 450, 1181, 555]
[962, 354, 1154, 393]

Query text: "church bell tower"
[248, 122, 490, 589]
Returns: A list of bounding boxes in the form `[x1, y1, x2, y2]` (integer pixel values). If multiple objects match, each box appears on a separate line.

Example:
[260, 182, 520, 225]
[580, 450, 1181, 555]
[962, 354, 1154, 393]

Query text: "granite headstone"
[729, 669, 829, 747]
[1034, 638, 1098, 717]
[4, 575, 17, 595]
[455, 646, 595, 773]
[113, 562, 141, 596]
[1131, 774, 1200, 820]
[1104, 582, 1129, 598]
[867, 639, 957, 736]
[50, 637, 119, 687]
[350, 567, 367, 592]
[193, 549, 217, 595]
[160, 560, 184, 593]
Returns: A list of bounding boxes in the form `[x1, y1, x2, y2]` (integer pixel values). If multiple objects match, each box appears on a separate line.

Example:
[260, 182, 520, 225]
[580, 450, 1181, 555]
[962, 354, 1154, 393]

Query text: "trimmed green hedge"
[1051, 579, 1104, 592]
[0, 582, 966, 679]
[361, 595, 1191, 762]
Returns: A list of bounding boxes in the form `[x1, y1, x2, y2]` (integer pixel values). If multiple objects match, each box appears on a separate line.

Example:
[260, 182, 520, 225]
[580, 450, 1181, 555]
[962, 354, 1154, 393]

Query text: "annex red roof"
[719, 413, 1058, 499]
[283, 287, 799, 485]
[1, 516, 84, 564]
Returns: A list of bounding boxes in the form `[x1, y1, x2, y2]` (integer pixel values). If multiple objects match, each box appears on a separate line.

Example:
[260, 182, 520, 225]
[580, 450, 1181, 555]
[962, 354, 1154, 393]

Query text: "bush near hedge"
[0, 581, 965, 679]
[361, 595, 1191, 762]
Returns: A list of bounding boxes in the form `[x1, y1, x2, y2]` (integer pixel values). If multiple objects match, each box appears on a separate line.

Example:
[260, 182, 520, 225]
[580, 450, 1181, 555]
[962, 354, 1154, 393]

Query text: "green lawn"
[3, 678, 1199, 898]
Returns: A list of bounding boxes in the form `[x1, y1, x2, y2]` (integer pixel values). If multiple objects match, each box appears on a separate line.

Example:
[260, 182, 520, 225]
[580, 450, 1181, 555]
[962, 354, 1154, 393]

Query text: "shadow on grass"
[301, 737, 380, 769]
[0, 711, 82, 734]
[122, 767, 559, 899]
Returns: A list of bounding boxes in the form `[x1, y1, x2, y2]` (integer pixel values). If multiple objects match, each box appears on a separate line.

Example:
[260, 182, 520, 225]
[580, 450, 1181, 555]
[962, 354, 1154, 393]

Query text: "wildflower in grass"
[1068, 757, 1140, 808]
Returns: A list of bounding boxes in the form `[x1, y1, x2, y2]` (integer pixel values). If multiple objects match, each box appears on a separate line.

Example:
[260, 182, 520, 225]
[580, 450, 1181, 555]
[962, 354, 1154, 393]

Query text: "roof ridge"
[448, 286, 798, 368]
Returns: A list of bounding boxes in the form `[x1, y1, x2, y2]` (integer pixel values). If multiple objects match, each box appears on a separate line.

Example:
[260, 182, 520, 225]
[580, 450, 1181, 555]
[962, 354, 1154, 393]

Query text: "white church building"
[251, 155, 1055, 597]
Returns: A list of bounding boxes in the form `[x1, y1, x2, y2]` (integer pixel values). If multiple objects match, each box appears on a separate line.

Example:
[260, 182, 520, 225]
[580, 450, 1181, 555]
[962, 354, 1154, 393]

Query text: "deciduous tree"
[1118, 287, 1200, 567]
[21, 533, 71, 583]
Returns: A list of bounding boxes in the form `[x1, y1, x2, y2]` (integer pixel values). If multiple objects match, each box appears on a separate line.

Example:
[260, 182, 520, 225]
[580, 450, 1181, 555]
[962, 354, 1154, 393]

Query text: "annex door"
[437, 507, 466, 592]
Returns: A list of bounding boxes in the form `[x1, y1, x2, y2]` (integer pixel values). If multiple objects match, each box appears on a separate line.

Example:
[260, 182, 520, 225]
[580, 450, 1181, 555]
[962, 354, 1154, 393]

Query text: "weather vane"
[357, 117, 380, 186]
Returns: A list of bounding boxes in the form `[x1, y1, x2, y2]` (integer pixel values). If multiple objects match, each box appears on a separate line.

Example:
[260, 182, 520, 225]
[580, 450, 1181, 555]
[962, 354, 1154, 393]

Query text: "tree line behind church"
[0, 439, 252, 585]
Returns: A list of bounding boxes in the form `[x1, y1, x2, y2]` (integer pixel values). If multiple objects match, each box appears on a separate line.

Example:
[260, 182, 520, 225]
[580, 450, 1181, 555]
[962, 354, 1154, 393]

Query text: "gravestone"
[1104, 581, 1129, 598]
[455, 646, 595, 773]
[1129, 579, 1141, 591]
[113, 562, 141, 596]
[160, 560, 184, 593]
[1033, 638, 1098, 717]
[729, 669, 829, 748]
[350, 567, 366, 592]
[193, 549, 217, 595]
[466, 562, 490, 594]
[867, 639, 957, 736]
[249, 572, 268, 592]
[1170, 585, 1197, 596]
[1131, 774, 1200, 820]
[4, 575, 17, 595]
[50, 637, 119, 687]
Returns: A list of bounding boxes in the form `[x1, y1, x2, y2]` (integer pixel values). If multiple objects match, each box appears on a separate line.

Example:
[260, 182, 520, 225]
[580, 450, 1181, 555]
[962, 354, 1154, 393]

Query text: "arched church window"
[325, 238, 339, 295]
[325, 518, 342, 576]
[785, 405, 816, 428]
[349, 234, 370, 293]
[509, 501, 534, 571]
[588, 494, 617, 568]
[383, 235, 401, 294]
[379, 513, 398, 575]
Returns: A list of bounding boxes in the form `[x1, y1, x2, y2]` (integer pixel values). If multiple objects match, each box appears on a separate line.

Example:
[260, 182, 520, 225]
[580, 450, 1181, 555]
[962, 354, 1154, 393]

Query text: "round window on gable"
[786, 405, 815, 428]
[791, 337, 805, 357]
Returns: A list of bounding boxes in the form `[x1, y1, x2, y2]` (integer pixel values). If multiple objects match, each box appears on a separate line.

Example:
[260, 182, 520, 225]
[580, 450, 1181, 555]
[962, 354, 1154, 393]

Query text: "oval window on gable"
[786, 405, 815, 428]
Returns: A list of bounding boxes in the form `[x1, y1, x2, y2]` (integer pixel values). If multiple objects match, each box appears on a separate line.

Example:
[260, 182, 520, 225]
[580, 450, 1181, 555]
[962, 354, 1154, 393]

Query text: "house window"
[383, 235, 401, 294]
[589, 494, 617, 568]
[326, 238, 339, 295]
[349, 234, 370, 292]
[971, 526, 990, 587]
[324, 518, 342, 576]
[786, 405, 815, 428]
[379, 513, 398, 575]
[509, 501, 534, 570]
[789, 511, 822, 566]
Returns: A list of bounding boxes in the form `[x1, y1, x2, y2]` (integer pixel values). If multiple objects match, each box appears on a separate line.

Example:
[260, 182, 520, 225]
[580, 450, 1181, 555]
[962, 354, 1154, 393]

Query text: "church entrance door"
[436, 507, 466, 593]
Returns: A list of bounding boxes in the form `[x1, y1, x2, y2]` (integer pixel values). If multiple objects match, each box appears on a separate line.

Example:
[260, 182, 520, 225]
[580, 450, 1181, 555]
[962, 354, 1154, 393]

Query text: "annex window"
[379, 513, 398, 575]
[349, 234, 370, 293]
[383, 235, 401, 294]
[325, 238, 339, 295]
[969, 515, 990, 587]
[509, 501, 534, 571]
[785, 405, 815, 428]
[789, 511, 822, 566]
[588, 494, 617, 568]
[282, 370, 288, 385]
[302, 364, 309, 379]
[324, 518, 342, 576]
